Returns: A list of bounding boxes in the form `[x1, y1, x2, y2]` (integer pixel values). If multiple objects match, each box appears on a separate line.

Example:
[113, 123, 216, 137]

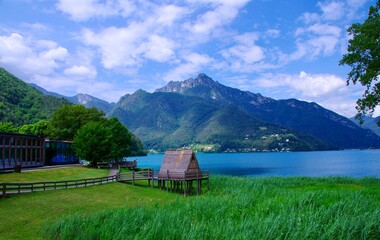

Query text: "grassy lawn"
[1, 167, 379, 239]
[0, 178, 176, 239]
[0, 166, 110, 183]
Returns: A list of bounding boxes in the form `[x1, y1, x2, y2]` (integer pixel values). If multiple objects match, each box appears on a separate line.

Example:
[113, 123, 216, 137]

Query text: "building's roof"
[0, 132, 43, 138]
[158, 149, 201, 179]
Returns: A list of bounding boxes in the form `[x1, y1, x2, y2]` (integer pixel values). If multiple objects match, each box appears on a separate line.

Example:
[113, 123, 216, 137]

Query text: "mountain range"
[109, 74, 380, 151]
[29, 83, 115, 114]
[1, 68, 380, 152]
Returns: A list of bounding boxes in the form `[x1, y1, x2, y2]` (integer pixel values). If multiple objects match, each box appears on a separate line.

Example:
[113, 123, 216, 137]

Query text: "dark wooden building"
[0, 132, 45, 171]
[158, 150, 209, 195]
[0, 132, 79, 171]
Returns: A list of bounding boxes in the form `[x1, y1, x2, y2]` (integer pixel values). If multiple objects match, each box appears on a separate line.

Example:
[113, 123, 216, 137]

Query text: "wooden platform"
[117, 169, 210, 196]
[117, 170, 154, 187]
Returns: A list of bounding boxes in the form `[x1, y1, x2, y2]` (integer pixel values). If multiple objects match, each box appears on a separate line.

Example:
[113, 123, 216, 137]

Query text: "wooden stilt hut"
[157, 150, 209, 196]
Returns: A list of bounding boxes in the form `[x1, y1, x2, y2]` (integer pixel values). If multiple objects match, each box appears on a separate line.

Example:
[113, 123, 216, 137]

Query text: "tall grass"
[44, 176, 380, 239]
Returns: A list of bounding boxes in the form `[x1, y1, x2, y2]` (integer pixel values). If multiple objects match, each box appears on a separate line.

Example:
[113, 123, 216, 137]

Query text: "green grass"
[44, 176, 380, 240]
[0, 182, 176, 239]
[0, 166, 110, 183]
[1, 167, 379, 240]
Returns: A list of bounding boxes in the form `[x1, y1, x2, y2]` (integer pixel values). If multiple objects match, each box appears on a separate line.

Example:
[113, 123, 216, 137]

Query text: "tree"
[18, 120, 49, 136]
[340, 1, 380, 124]
[48, 104, 105, 140]
[73, 118, 134, 166]
[73, 121, 111, 166]
[0, 122, 17, 133]
[104, 117, 132, 159]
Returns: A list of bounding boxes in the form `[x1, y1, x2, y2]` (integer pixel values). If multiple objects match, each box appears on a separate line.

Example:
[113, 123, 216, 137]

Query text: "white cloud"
[284, 23, 342, 62]
[82, 24, 179, 70]
[291, 0, 368, 64]
[220, 32, 269, 72]
[0, 33, 68, 75]
[317, 1, 345, 21]
[299, 0, 367, 24]
[163, 52, 214, 81]
[253, 71, 363, 116]
[143, 35, 176, 62]
[82, 25, 146, 69]
[63, 65, 96, 78]
[257, 71, 346, 98]
[186, 0, 250, 40]
[155, 5, 187, 26]
[78, 3, 187, 71]
[56, 0, 136, 21]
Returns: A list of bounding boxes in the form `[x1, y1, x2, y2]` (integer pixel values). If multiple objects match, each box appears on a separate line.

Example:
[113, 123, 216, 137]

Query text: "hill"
[156, 74, 380, 149]
[0, 68, 70, 125]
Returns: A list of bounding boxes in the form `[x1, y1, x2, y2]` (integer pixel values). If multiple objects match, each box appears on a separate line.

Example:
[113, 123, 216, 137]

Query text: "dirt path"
[109, 168, 119, 177]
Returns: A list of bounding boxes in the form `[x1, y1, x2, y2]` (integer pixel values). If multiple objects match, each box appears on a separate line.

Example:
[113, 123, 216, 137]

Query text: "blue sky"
[0, 0, 377, 117]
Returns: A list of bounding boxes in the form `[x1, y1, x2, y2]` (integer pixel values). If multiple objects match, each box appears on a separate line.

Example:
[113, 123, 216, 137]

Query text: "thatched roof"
[158, 150, 202, 180]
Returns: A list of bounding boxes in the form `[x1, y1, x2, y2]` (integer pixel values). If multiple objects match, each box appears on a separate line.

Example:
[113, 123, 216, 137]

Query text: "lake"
[133, 150, 380, 178]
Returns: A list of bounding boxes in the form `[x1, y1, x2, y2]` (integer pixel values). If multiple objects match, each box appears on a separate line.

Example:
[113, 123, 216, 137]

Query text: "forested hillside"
[0, 68, 70, 126]
[110, 90, 335, 152]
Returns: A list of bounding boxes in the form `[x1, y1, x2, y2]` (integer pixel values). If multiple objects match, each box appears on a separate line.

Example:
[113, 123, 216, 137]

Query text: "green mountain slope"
[109, 90, 335, 152]
[0, 68, 70, 125]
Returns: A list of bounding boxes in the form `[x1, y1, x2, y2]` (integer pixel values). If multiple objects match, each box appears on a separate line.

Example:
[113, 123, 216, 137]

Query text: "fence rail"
[1, 175, 117, 197]
[117, 170, 154, 186]
[158, 170, 209, 180]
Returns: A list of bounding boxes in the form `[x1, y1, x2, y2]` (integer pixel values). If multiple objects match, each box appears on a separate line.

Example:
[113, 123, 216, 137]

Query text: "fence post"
[2, 183, 6, 196]
[151, 169, 154, 188]
[196, 171, 199, 196]
[132, 171, 135, 185]
[208, 171, 210, 191]
[184, 171, 187, 197]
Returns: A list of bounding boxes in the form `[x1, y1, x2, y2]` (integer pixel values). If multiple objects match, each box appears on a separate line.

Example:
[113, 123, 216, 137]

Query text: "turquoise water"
[132, 150, 380, 178]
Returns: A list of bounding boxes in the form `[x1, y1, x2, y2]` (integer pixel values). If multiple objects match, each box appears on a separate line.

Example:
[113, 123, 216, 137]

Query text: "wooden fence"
[1, 175, 117, 197]
[117, 169, 154, 187]
[0, 169, 211, 197]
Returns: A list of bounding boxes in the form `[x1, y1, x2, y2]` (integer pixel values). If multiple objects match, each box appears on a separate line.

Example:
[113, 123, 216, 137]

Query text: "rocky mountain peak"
[76, 94, 91, 104]
[156, 73, 219, 93]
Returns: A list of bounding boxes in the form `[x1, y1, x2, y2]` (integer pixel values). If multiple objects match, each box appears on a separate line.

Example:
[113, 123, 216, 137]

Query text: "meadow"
[44, 176, 380, 240]
[1, 167, 379, 239]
